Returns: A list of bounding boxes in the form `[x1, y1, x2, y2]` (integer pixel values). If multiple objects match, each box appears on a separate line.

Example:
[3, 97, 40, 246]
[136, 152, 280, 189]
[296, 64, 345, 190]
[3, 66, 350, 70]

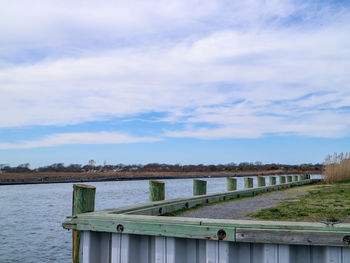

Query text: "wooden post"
[72, 184, 96, 263]
[193, 179, 207, 196]
[226, 177, 237, 191]
[279, 176, 286, 184]
[149, 180, 165, 202]
[269, 176, 276, 185]
[257, 176, 266, 187]
[287, 175, 292, 183]
[244, 177, 253, 188]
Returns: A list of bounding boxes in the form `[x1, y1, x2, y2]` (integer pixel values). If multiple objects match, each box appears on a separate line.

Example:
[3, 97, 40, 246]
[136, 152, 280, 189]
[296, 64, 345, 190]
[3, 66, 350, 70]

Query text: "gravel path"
[178, 187, 310, 220]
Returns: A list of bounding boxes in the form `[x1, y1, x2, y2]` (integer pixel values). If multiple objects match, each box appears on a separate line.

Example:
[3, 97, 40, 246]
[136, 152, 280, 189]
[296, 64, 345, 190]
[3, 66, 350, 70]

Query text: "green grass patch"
[248, 182, 350, 222]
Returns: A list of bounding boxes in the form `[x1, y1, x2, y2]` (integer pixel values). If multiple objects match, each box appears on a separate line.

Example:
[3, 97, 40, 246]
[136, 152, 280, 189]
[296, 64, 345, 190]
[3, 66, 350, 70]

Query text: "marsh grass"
[324, 152, 350, 183]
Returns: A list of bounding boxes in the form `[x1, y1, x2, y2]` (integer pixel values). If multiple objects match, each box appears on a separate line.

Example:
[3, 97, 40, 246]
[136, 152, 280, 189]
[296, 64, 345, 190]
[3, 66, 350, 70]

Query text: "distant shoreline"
[0, 170, 320, 185]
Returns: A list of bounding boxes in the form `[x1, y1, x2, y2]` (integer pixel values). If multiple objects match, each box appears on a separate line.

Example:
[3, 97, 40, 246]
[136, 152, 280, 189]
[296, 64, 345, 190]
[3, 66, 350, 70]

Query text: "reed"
[324, 152, 350, 183]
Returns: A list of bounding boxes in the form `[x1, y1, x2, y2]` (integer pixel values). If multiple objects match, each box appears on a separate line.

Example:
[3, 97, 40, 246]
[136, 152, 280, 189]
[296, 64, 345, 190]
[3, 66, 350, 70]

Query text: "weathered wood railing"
[62, 175, 350, 263]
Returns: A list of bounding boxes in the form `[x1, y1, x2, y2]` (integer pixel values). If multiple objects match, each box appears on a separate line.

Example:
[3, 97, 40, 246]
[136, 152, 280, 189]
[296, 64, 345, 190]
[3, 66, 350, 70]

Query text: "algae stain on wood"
[149, 180, 165, 201]
[193, 179, 207, 196]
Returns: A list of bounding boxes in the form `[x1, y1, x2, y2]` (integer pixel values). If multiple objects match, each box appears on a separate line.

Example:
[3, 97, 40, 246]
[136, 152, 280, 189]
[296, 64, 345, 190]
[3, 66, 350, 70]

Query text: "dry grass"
[324, 153, 350, 183]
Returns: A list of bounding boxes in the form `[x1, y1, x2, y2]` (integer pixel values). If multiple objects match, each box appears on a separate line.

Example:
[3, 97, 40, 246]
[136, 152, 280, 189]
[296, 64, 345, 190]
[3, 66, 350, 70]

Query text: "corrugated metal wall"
[79, 231, 350, 263]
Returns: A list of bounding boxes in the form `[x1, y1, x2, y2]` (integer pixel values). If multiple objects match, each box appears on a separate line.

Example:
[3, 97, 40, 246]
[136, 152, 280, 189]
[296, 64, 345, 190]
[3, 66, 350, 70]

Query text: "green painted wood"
[293, 175, 299, 182]
[235, 228, 350, 246]
[257, 176, 266, 187]
[149, 180, 165, 201]
[269, 176, 276, 185]
[226, 177, 237, 191]
[193, 179, 207, 196]
[279, 176, 286, 184]
[286, 175, 293, 183]
[63, 210, 350, 232]
[62, 211, 350, 246]
[72, 184, 96, 263]
[244, 177, 253, 188]
[298, 174, 304, 181]
[73, 184, 96, 215]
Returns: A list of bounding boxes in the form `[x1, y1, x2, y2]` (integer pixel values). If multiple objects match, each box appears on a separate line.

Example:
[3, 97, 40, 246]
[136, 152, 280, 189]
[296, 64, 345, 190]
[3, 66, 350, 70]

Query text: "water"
[0, 175, 322, 262]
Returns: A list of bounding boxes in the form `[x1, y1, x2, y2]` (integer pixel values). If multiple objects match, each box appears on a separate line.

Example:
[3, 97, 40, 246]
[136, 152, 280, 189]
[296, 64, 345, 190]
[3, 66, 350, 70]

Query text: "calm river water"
[0, 175, 321, 262]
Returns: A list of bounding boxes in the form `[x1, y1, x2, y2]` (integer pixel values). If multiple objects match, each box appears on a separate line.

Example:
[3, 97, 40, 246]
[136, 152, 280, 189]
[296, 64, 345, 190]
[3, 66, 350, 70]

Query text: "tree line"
[0, 161, 323, 173]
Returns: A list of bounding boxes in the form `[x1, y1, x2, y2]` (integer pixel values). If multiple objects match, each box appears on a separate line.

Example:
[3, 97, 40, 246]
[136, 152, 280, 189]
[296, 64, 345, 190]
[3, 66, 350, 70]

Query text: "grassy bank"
[249, 181, 350, 222]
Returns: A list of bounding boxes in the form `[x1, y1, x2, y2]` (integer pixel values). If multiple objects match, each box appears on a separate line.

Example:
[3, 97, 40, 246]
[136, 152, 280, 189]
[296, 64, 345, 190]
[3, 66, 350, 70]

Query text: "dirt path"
[178, 185, 316, 220]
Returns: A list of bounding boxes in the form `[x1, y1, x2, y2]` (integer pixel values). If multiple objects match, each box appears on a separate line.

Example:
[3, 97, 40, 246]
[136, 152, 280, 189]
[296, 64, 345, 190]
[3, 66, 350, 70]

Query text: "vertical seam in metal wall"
[341, 247, 343, 263]
[119, 234, 122, 263]
[196, 239, 199, 263]
[148, 236, 151, 263]
[250, 243, 253, 263]
[108, 233, 112, 263]
[165, 237, 168, 263]
[216, 241, 218, 263]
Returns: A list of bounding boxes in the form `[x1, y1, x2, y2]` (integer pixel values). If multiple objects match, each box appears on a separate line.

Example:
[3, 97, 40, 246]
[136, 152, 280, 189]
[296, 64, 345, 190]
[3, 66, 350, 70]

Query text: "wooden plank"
[63, 212, 350, 247]
[236, 228, 350, 247]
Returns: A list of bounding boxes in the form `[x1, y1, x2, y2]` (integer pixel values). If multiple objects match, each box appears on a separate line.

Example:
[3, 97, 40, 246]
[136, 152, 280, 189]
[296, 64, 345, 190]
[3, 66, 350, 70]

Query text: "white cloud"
[0, 132, 160, 150]
[0, 0, 350, 140]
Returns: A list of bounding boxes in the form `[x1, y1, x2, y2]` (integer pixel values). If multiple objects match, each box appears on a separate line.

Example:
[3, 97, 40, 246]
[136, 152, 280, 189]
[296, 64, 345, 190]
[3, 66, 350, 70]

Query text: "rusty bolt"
[343, 236, 350, 245]
[117, 224, 124, 232]
[217, 229, 226, 240]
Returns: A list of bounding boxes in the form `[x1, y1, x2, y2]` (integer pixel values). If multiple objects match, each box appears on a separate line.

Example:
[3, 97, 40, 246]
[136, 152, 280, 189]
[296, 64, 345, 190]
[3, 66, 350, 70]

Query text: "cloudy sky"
[1, 0, 349, 167]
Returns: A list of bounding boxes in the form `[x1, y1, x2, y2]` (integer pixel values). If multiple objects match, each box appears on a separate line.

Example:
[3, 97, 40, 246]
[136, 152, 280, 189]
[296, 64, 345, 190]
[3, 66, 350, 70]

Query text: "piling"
[244, 177, 253, 188]
[72, 184, 96, 263]
[287, 176, 292, 183]
[193, 179, 207, 196]
[149, 180, 165, 201]
[269, 176, 277, 185]
[279, 176, 286, 184]
[226, 177, 237, 191]
[257, 176, 266, 187]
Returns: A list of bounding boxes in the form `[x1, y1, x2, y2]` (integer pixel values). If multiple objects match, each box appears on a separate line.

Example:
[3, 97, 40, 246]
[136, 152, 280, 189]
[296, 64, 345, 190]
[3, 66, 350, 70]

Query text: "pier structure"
[62, 175, 350, 263]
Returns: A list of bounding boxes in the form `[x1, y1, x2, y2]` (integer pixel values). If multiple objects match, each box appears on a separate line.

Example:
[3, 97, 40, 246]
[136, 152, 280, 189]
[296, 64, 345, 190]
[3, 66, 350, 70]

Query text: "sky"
[0, 0, 350, 167]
